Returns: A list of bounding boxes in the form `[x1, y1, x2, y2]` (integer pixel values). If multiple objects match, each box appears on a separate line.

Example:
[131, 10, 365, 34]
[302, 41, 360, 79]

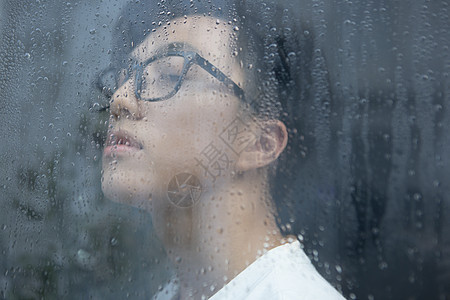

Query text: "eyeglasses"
[95, 50, 245, 105]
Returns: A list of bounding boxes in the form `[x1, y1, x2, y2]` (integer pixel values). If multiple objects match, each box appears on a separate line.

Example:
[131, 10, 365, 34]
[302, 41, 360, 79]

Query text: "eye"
[158, 74, 181, 83]
[139, 56, 185, 99]
[97, 105, 110, 112]
[96, 69, 117, 97]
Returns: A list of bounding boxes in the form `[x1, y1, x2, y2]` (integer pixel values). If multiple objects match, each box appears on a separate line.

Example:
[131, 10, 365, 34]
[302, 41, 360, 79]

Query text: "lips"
[104, 130, 143, 156]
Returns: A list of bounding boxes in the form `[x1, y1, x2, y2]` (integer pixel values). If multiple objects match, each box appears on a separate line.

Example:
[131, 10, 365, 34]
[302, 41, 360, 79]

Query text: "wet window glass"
[1, 0, 448, 299]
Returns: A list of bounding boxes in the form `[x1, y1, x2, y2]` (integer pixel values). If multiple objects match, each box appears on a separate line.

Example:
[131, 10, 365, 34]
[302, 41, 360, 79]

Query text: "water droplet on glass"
[378, 261, 388, 270]
[110, 237, 118, 246]
[413, 193, 422, 201]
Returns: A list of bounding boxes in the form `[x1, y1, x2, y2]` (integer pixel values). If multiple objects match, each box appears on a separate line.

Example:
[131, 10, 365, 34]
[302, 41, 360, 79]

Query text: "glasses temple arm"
[194, 55, 245, 100]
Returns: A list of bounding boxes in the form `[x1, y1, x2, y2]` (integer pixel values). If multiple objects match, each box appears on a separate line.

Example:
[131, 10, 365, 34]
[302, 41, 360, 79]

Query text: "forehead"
[130, 16, 240, 78]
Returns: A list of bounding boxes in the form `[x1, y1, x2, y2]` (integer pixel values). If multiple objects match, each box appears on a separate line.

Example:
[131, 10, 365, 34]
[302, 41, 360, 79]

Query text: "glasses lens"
[98, 65, 133, 95]
[117, 67, 132, 87]
[97, 69, 118, 98]
[138, 56, 185, 99]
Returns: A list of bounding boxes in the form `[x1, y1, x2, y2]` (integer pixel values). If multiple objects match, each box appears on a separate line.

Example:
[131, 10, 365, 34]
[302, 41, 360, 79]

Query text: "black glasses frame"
[96, 50, 245, 104]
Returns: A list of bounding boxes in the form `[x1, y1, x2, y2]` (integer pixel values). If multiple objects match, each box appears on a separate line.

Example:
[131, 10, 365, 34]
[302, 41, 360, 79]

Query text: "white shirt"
[155, 241, 346, 300]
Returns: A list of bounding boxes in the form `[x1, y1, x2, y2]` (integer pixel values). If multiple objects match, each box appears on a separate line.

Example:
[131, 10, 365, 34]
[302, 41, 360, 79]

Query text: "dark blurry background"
[0, 0, 448, 299]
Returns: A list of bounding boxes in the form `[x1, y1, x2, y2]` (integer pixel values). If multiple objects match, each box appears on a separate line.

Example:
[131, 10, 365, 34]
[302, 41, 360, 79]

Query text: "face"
[101, 16, 248, 210]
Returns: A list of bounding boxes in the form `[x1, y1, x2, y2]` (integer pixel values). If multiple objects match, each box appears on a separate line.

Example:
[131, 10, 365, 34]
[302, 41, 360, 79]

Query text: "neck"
[156, 170, 284, 299]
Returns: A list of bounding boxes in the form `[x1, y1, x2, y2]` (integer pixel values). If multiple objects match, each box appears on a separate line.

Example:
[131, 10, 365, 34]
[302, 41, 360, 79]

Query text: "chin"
[101, 168, 153, 211]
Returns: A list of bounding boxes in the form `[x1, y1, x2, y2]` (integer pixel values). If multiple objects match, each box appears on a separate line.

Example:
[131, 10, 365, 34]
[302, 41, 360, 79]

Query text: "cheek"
[167, 108, 232, 154]
[141, 95, 241, 168]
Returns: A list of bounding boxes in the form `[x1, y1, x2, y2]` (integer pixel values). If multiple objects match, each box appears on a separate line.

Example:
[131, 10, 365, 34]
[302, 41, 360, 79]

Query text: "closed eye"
[159, 73, 181, 83]
[98, 105, 110, 112]
[90, 103, 110, 113]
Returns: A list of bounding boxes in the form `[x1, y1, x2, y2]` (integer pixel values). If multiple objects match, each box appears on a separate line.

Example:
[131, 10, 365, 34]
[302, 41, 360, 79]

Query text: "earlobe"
[235, 120, 288, 172]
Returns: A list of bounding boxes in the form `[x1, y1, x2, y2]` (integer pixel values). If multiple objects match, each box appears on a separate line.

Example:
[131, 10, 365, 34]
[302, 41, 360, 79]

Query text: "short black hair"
[110, 0, 315, 235]
[233, 2, 315, 234]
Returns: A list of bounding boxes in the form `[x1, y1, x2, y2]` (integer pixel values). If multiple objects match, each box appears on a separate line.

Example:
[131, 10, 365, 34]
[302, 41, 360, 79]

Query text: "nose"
[109, 78, 143, 120]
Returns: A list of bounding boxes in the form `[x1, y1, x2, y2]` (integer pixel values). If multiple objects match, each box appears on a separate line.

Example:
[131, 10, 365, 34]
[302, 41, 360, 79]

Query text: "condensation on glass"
[0, 0, 448, 299]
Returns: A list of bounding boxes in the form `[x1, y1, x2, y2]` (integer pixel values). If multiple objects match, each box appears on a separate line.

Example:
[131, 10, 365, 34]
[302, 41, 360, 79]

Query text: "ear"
[236, 120, 288, 172]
